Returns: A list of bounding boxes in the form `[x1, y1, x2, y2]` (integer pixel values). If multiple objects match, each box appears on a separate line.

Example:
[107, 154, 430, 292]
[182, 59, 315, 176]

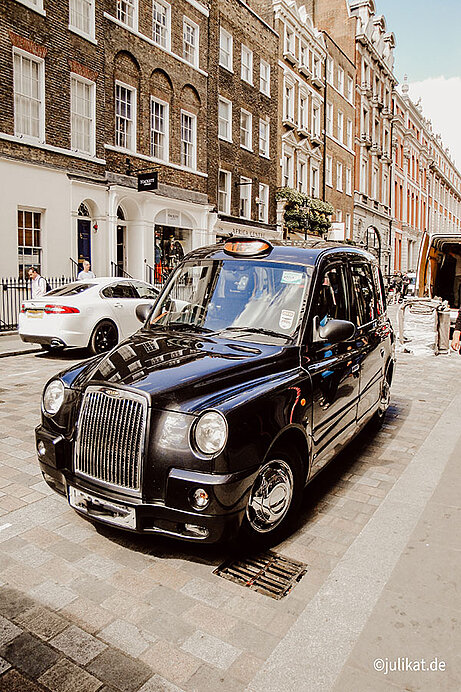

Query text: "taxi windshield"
[148, 259, 312, 341]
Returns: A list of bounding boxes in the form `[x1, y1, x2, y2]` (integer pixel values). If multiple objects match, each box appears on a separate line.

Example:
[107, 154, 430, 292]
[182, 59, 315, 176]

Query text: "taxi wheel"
[373, 372, 391, 427]
[240, 449, 303, 546]
[89, 320, 118, 355]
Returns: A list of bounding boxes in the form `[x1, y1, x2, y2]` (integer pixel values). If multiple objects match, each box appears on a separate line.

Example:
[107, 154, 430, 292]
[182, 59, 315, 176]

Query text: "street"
[0, 338, 460, 691]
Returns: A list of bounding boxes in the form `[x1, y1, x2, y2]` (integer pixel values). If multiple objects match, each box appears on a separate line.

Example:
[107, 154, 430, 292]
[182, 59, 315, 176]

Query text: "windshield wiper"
[216, 326, 289, 339]
[166, 321, 213, 333]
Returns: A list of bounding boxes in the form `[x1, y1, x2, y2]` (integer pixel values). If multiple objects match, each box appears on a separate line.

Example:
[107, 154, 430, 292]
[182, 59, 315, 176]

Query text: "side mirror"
[314, 316, 356, 343]
[136, 303, 153, 323]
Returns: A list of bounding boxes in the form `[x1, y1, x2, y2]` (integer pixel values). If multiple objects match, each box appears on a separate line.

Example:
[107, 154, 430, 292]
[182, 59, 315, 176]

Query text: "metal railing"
[1, 276, 72, 331]
[110, 261, 133, 279]
[70, 257, 80, 281]
[144, 259, 172, 288]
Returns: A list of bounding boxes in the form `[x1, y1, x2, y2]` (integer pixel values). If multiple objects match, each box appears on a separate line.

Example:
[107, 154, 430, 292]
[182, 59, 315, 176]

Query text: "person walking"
[451, 308, 461, 351]
[77, 260, 95, 280]
[28, 267, 47, 298]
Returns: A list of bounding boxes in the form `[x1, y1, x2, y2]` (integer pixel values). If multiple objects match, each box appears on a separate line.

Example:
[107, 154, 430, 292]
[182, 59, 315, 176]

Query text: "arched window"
[78, 203, 90, 217]
[117, 206, 125, 221]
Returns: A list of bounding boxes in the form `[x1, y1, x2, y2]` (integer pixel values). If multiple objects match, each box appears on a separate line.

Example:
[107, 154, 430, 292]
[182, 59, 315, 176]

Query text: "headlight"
[193, 410, 228, 456]
[42, 379, 65, 415]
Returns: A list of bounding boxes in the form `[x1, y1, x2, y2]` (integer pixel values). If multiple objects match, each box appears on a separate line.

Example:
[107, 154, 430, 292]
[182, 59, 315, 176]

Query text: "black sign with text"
[138, 171, 158, 192]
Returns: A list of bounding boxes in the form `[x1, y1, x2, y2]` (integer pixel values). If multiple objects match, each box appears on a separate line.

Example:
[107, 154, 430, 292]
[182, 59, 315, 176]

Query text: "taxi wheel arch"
[88, 319, 119, 355]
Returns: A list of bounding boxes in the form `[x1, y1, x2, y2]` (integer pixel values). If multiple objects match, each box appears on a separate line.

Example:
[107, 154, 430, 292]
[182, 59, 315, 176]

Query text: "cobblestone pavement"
[0, 345, 460, 691]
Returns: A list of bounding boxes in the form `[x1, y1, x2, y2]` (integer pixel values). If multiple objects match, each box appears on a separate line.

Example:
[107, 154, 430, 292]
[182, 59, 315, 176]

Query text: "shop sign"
[138, 171, 158, 192]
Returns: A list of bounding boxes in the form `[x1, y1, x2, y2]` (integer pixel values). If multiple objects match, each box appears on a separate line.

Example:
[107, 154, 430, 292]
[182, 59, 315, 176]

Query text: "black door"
[305, 261, 360, 475]
[77, 219, 91, 268]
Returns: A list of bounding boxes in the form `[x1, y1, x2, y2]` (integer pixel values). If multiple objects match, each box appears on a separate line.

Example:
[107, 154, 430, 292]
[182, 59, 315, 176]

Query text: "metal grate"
[214, 551, 307, 599]
[74, 387, 147, 493]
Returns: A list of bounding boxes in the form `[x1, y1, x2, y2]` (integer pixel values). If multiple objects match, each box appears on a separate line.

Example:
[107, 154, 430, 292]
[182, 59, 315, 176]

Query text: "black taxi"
[36, 238, 395, 544]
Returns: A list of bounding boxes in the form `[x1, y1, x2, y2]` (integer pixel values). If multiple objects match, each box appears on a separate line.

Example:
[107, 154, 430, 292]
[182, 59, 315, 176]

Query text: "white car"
[19, 277, 159, 354]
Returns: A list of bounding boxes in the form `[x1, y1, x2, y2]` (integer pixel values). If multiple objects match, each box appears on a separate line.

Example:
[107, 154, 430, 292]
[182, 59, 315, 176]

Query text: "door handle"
[352, 364, 360, 374]
[113, 303, 123, 308]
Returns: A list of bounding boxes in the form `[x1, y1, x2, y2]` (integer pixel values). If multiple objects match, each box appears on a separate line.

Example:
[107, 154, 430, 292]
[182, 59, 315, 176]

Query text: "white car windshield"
[149, 259, 312, 341]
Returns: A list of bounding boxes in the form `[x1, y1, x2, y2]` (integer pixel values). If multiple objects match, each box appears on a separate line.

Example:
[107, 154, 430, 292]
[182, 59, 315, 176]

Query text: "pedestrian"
[78, 260, 95, 280]
[154, 237, 163, 283]
[451, 307, 461, 352]
[28, 267, 47, 298]
[401, 272, 410, 299]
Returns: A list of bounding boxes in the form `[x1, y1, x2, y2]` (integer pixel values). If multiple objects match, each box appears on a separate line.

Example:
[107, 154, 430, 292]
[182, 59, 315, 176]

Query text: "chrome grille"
[74, 387, 147, 493]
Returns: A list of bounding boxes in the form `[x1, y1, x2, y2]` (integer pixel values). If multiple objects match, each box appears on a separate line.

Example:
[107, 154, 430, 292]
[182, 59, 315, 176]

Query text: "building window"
[69, 0, 94, 39]
[326, 155, 332, 187]
[297, 161, 307, 193]
[299, 93, 308, 130]
[115, 82, 136, 151]
[260, 59, 270, 96]
[313, 56, 321, 80]
[18, 209, 41, 279]
[326, 101, 333, 136]
[312, 102, 320, 136]
[183, 17, 199, 66]
[300, 43, 309, 71]
[336, 209, 343, 222]
[345, 166, 352, 195]
[150, 98, 168, 161]
[219, 27, 233, 70]
[239, 177, 251, 219]
[346, 75, 354, 102]
[310, 165, 319, 197]
[259, 118, 269, 157]
[218, 170, 231, 214]
[284, 81, 294, 122]
[336, 162, 343, 191]
[218, 97, 232, 141]
[345, 213, 351, 239]
[13, 50, 44, 141]
[326, 57, 333, 84]
[361, 157, 368, 194]
[337, 110, 344, 143]
[284, 25, 295, 55]
[372, 165, 378, 199]
[346, 118, 353, 149]
[241, 44, 253, 84]
[180, 111, 196, 169]
[117, 0, 137, 29]
[240, 109, 252, 150]
[282, 150, 293, 187]
[71, 75, 95, 155]
[337, 66, 344, 94]
[17, 0, 44, 10]
[258, 183, 269, 223]
[152, 0, 170, 49]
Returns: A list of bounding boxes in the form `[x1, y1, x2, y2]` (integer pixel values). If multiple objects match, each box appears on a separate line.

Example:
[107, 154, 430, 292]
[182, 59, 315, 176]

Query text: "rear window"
[46, 283, 92, 296]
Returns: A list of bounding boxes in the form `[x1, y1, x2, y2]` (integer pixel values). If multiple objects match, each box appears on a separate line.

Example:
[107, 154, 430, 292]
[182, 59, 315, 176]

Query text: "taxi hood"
[67, 329, 298, 413]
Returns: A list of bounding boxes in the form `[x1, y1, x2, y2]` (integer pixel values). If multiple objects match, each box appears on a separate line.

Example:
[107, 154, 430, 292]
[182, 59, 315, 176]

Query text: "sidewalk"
[0, 332, 41, 358]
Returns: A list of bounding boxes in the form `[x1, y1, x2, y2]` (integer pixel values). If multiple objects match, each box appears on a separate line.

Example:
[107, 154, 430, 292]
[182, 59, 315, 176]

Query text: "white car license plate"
[27, 310, 43, 319]
[68, 486, 136, 529]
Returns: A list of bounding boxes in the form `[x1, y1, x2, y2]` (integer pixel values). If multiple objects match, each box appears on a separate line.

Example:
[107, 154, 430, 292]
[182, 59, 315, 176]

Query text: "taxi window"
[350, 263, 377, 325]
[312, 264, 349, 324]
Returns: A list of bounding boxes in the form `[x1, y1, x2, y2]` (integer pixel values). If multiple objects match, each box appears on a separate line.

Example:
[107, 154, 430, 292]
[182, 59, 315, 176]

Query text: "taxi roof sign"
[223, 238, 272, 257]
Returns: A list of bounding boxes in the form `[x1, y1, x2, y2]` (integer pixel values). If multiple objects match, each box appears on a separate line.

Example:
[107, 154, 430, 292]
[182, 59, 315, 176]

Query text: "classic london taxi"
[36, 238, 395, 545]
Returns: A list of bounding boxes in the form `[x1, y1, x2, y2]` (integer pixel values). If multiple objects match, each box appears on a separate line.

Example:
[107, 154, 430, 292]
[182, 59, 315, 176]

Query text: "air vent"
[214, 551, 307, 599]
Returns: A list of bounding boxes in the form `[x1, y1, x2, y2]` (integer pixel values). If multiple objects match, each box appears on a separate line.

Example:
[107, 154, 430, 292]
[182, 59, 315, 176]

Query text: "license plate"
[68, 486, 136, 529]
[27, 310, 43, 319]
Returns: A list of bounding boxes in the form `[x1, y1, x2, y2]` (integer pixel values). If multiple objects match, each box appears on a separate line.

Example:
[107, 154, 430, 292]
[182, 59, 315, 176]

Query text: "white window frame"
[152, 0, 171, 50]
[310, 164, 319, 198]
[115, 80, 136, 152]
[239, 176, 252, 219]
[117, 0, 138, 30]
[150, 96, 169, 161]
[219, 27, 233, 71]
[337, 110, 344, 143]
[284, 79, 295, 123]
[284, 25, 295, 56]
[17, 0, 45, 14]
[300, 43, 309, 71]
[258, 183, 269, 223]
[299, 92, 308, 130]
[326, 101, 333, 136]
[336, 162, 343, 191]
[297, 159, 307, 193]
[183, 16, 199, 67]
[180, 110, 196, 170]
[282, 148, 294, 188]
[218, 169, 231, 215]
[337, 66, 344, 94]
[345, 166, 352, 195]
[346, 75, 354, 102]
[13, 48, 45, 143]
[312, 101, 320, 136]
[218, 96, 232, 142]
[361, 156, 368, 194]
[326, 56, 333, 84]
[336, 209, 343, 223]
[345, 213, 351, 239]
[70, 73, 96, 156]
[259, 118, 269, 158]
[372, 165, 378, 199]
[326, 155, 333, 187]
[240, 109, 252, 151]
[69, 0, 95, 42]
[260, 59, 270, 96]
[241, 44, 253, 85]
[346, 118, 353, 149]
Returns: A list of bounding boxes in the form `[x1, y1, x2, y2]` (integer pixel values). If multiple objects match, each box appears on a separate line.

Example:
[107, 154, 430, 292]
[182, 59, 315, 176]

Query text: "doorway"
[116, 206, 127, 276]
[77, 203, 91, 270]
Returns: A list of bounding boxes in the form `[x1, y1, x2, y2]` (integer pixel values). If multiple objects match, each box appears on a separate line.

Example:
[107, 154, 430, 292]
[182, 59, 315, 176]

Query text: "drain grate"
[214, 551, 307, 599]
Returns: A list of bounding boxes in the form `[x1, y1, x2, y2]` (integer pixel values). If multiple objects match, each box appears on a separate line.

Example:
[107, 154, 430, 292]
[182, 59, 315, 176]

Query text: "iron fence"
[0, 276, 72, 331]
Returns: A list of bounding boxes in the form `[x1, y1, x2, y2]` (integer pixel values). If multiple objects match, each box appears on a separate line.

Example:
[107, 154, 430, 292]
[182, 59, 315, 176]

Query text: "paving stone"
[138, 674, 186, 692]
[75, 553, 122, 580]
[0, 591, 36, 623]
[0, 656, 11, 674]
[182, 604, 238, 639]
[60, 597, 114, 634]
[145, 585, 196, 616]
[70, 575, 115, 604]
[226, 652, 264, 685]
[86, 648, 152, 692]
[0, 616, 22, 646]
[140, 640, 201, 686]
[181, 631, 241, 671]
[0, 631, 59, 678]
[98, 619, 150, 657]
[38, 658, 102, 692]
[223, 622, 279, 660]
[180, 579, 231, 608]
[14, 605, 68, 641]
[50, 624, 107, 664]
[48, 539, 91, 563]
[0, 669, 44, 692]
[184, 664, 246, 692]
[139, 609, 195, 646]
[29, 580, 77, 610]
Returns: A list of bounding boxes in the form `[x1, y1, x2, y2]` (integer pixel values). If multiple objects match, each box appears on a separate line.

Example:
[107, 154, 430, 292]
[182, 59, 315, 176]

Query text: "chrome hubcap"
[379, 379, 390, 415]
[247, 460, 294, 533]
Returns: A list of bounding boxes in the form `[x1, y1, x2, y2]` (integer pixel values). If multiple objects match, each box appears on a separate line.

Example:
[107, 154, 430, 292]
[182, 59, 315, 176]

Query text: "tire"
[89, 320, 118, 355]
[239, 448, 304, 548]
[372, 370, 391, 428]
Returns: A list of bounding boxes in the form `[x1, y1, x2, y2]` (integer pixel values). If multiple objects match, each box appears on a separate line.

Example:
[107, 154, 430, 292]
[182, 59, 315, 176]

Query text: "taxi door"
[304, 259, 361, 475]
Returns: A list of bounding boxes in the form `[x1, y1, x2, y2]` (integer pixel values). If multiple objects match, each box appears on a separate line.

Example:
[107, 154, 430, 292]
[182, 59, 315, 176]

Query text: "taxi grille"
[74, 387, 147, 493]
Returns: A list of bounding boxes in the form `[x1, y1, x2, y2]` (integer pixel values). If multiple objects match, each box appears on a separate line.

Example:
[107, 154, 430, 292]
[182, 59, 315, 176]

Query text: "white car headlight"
[193, 410, 228, 456]
[43, 379, 65, 415]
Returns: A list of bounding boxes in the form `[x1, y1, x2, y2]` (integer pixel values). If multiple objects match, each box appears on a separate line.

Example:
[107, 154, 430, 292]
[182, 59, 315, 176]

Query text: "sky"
[376, 0, 461, 168]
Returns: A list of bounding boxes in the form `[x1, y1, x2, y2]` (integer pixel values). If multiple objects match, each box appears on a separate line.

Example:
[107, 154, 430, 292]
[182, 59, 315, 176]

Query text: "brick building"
[0, 0, 280, 281]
